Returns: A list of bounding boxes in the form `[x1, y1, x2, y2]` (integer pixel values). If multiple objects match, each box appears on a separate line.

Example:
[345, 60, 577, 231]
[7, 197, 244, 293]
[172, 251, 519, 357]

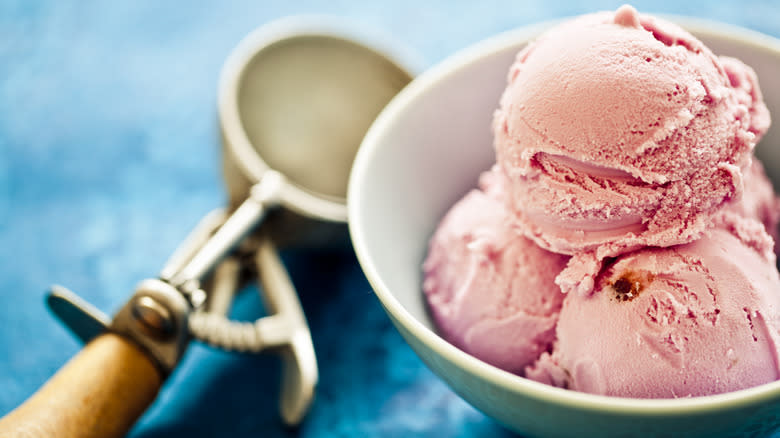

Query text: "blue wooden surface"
[1, 1, 779, 436]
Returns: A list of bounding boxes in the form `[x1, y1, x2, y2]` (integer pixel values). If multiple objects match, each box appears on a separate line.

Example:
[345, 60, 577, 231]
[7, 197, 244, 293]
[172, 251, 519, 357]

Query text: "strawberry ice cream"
[492, 5, 771, 294]
[526, 228, 780, 398]
[724, 159, 780, 246]
[422, 4, 780, 399]
[423, 171, 569, 374]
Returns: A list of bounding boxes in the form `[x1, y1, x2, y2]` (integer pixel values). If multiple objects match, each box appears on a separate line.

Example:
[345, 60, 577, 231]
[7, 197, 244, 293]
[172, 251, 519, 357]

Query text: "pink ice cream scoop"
[492, 5, 771, 294]
[423, 171, 569, 374]
[526, 227, 780, 398]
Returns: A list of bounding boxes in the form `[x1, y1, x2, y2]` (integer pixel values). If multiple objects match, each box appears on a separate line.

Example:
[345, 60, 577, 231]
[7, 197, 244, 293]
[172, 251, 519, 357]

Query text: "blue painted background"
[1, 1, 779, 436]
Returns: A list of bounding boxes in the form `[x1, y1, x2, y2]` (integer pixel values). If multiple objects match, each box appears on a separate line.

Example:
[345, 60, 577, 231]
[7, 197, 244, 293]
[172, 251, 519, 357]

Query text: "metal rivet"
[132, 295, 174, 339]
[189, 288, 207, 309]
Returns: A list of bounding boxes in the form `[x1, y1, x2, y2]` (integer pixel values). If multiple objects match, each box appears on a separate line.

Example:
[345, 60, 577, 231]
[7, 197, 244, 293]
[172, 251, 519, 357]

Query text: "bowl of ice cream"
[349, 6, 780, 438]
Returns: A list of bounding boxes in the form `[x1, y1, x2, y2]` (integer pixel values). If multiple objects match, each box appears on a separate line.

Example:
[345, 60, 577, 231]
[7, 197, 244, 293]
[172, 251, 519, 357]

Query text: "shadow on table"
[130, 250, 521, 438]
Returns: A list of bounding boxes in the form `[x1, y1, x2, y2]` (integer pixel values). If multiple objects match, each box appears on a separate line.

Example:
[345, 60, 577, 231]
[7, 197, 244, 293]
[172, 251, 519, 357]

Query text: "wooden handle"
[0, 333, 162, 438]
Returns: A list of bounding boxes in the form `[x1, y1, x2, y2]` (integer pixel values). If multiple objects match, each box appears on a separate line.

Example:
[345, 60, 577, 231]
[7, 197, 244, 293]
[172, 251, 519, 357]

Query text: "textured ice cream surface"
[493, 5, 770, 266]
[556, 157, 780, 296]
[422, 170, 569, 374]
[526, 228, 780, 398]
[723, 159, 780, 246]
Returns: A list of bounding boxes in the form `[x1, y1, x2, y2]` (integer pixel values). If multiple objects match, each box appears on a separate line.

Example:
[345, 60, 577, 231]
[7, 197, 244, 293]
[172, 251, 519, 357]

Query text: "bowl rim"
[348, 15, 780, 416]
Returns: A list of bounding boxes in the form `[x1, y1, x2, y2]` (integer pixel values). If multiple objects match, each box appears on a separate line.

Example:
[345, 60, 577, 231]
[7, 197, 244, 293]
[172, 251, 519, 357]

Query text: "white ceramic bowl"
[348, 17, 780, 438]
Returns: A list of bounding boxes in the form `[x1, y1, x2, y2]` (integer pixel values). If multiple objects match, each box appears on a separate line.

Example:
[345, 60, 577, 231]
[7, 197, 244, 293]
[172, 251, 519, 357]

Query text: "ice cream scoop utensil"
[0, 17, 412, 437]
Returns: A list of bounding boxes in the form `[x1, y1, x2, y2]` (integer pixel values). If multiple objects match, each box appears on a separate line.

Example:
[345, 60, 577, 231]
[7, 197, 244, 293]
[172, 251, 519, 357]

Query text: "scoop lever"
[46, 285, 111, 344]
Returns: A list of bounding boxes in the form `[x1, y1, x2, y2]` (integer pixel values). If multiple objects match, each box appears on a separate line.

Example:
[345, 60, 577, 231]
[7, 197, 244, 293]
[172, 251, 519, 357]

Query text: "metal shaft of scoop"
[166, 170, 287, 291]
